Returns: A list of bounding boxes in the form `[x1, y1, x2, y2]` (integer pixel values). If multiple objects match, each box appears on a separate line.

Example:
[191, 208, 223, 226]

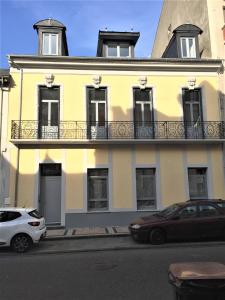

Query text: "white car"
[0, 208, 46, 252]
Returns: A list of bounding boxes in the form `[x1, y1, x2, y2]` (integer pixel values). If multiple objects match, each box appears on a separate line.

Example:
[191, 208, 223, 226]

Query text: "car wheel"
[11, 234, 33, 253]
[150, 228, 166, 245]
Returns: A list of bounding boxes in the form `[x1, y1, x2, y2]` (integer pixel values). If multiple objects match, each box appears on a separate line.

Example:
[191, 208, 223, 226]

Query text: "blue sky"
[0, 0, 163, 68]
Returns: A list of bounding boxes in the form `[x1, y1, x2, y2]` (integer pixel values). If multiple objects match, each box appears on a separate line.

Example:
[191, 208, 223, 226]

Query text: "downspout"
[14, 67, 23, 207]
[0, 88, 3, 154]
[0, 88, 3, 205]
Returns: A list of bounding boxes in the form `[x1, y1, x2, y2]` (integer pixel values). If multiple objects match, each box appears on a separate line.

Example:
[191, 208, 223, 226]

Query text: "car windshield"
[157, 204, 180, 217]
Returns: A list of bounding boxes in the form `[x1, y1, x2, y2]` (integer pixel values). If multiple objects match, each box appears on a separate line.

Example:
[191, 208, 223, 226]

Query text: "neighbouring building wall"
[0, 88, 10, 206]
[151, 0, 211, 58]
[207, 0, 225, 59]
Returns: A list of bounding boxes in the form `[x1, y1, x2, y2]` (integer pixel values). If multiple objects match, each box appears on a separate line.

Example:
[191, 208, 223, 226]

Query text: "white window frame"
[180, 37, 196, 58]
[136, 168, 156, 210]
[106, 43, 131, 58]
[188, 168, 208, 200]
[87, 169, 109, 212]
[42, 33, 59, 55]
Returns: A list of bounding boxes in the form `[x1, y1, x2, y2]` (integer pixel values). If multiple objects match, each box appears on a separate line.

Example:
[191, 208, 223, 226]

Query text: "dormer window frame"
[180, 37, 196, 58]
[42, 32, 59, 56]
[106, 42, 131, 58]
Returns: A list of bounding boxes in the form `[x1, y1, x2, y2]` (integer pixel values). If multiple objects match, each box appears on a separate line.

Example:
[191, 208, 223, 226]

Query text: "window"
[88, 169, 108, 211]
[199, 205, 219, 217]
[42, 33, 58, 55]
[188, 168, 208, 200]
[0, 211, 21, 222]
[180, 37, 196, 58]
[39, 87, 60, 139]
[134, 88, 154, 138]
[178, 205, 197, 219]
[87, 87, 107, 139]
[182, 89, 203, 138]
[136, 168, 156, 210]
[107, 43, 130, 57]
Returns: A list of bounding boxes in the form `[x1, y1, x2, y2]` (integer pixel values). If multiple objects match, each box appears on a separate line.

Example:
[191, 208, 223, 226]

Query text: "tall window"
[88, 169, 108, 211]
[87, 87, 107, 139]
[183, 88, 203, 138]
[39, 86, 59, 138]
[42, 33, 58, 55]
[180, 37, 196, 58]
[107, 43, 130, 57]
[134, 88, 154, 138]
[188, 168, 208, 200]
[136, 168, 156, 210]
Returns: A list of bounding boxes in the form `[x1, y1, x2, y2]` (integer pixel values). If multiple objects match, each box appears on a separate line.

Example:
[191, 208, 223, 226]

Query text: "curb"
[11, 240, 225, 256]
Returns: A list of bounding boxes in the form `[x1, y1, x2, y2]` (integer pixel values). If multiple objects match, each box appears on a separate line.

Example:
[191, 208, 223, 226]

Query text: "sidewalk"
[46, 226, 129, 240]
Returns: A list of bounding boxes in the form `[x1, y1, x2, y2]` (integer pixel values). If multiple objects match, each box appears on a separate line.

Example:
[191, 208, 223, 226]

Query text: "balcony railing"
[11, 120, 225, 140]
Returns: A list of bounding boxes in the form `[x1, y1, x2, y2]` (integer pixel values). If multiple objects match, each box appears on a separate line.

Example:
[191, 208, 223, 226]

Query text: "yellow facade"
[4, 57, 224, 227]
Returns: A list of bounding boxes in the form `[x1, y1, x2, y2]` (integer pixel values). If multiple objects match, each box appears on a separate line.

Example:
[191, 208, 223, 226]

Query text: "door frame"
[35, 158, 65, 226]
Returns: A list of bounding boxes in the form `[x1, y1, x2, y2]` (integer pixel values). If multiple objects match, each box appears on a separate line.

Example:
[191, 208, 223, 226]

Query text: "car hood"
[131, 214, 165, 226]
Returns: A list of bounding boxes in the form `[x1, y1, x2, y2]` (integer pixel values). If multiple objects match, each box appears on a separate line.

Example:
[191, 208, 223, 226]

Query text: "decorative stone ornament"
[138, 76, 147, 89]
[92, 75, 102, 88]
[187, 77, 196, 90]
[45, 74, 55, 88]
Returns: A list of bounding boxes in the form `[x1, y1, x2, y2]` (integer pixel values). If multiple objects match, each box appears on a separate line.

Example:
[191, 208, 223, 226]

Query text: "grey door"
[39, 164, 61, 225]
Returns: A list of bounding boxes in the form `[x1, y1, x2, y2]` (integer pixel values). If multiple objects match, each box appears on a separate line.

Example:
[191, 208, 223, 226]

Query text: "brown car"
[129, 199, 225, 244]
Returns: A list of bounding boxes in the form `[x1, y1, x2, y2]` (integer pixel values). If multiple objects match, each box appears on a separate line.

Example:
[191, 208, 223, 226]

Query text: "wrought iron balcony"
[11, 120, 225, 141]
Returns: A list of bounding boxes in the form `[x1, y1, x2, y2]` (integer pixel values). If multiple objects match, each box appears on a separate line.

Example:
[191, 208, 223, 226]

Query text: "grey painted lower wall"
[65, 211, 156, 228]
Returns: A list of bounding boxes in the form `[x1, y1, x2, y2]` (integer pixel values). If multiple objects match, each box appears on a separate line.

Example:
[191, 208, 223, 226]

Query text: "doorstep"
[45, 226, 129, 240]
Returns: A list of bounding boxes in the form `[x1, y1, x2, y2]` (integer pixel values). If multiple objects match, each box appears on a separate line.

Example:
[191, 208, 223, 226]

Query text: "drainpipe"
[0, 88, 3, 205]
[14, 67, 23, 207]
[0, 88, 3, 154]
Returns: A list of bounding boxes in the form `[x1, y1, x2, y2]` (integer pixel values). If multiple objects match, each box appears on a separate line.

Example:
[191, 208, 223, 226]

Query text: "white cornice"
[8, 55, 223, 73]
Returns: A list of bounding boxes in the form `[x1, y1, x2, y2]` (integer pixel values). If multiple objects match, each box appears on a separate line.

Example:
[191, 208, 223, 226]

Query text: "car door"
[0, 211, 9, 244]
[197, 204, 225, 238]
[0, 211, 22, 244]
[166, 204, 199, 240]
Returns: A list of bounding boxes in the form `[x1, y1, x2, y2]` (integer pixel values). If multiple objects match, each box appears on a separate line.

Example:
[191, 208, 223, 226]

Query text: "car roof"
[0, 207, 36, 212]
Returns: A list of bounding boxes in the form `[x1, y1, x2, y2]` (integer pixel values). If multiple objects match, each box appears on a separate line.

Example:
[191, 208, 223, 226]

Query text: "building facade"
[1, 18, 225, 227]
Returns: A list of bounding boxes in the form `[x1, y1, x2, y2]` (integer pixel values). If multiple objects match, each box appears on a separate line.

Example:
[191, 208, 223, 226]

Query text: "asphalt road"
[1, 241, 225, 300]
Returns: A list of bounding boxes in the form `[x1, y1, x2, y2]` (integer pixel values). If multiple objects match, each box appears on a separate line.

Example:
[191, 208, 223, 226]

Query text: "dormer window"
[107, 43, 130, 57]
[42, 33, 58, 55]
[180, 37, 196, 58]
[33, 19, 68, 56]
[97, 31, 140, 58]
[162, 24, 202, 59]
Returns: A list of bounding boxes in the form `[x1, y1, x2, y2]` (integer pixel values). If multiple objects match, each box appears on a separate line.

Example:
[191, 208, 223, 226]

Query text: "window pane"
[193, 104, 201, 122]
[184, 104, 191, 122]
[199, 205, 219, 217]
[181, 38, 187, 57]
[108, 45, 117, 57]
[51, 102, 59, 126]
[136, 168, 156, 209]
[188, 38, 196, 58]
[89, 103, 96, 124]
[134, 89, 151, 102]
[43, 33, 49, 54]
[144, 104, 152, 123]
[41, 102, 48, 125]
[88, 88, 106, 101]
[120, 45, 129, 57]
[98, 103, 105, 125]
[88, 169, 108, 211]
[51, 34, 57, 55]
[178, 206, 197, 219]
[40, 87, 59, 100]
[188, 168, 207, 199]
[135, 103, 142, 123]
